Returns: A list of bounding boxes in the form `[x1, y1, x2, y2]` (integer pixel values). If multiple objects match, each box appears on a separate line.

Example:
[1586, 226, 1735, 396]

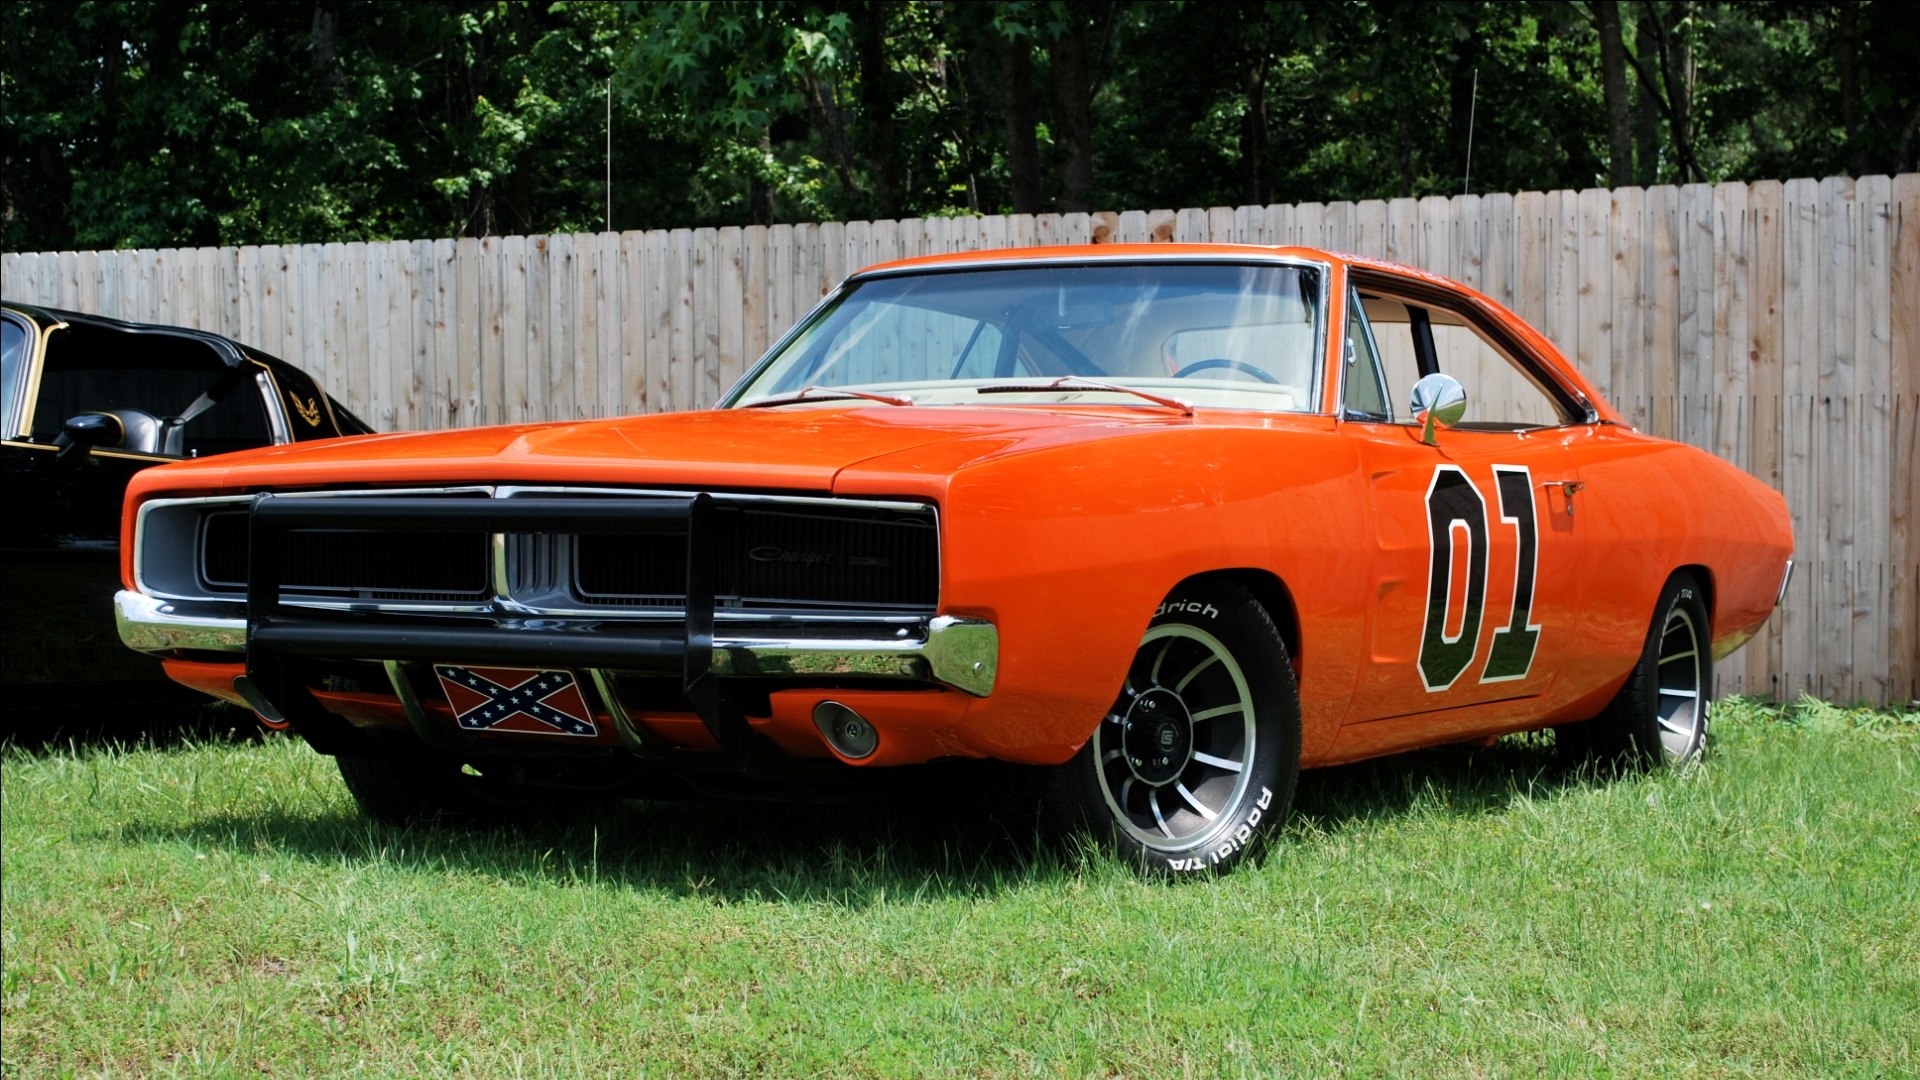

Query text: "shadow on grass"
[1286, 732, 1577, 837]
[103, 732, 1599, 904]
[0, 702, 266, 756]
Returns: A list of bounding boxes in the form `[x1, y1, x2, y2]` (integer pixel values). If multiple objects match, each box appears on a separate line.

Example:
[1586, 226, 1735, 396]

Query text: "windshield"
[727, 262, 1323, 413]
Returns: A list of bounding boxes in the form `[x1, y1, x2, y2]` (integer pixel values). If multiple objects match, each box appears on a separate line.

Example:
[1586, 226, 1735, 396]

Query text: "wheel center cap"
[1123, 688, 1193, 786]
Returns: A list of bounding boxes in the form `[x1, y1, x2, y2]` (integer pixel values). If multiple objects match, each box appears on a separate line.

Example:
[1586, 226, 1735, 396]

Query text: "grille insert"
[195, 494, 938, 613]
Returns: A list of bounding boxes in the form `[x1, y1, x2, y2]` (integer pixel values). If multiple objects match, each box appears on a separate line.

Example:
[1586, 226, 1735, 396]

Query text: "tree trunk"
[1649, 2, 1698, 182]
[999, 30, 1044, 214]
[856, 1, 900, 219]
[1595, 1, 1633, 187]
[1835, 2, 1864, 176]
[1238, 39, 1270, 206]
[1049, 5, 1096, 213]
[1395, 97, 1415, 198]
[1633, 13, 1658, 184]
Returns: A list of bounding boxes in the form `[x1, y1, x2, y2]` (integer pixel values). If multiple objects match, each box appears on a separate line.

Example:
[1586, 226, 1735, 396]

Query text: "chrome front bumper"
[114, 590, 999, 696]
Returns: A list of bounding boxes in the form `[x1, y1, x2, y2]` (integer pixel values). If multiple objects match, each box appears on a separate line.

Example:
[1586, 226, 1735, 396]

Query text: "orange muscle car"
[115, 246, 1793, 873]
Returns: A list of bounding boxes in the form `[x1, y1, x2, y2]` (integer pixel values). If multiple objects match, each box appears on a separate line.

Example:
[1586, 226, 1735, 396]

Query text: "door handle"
[1541, 480, 1585, 517]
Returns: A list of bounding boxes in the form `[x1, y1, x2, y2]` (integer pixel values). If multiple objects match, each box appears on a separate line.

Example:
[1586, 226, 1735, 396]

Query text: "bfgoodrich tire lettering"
[1050, 581, 1301, 873]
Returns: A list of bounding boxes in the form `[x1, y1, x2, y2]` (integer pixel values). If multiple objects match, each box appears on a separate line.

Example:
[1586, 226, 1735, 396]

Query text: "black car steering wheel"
[1172, 358, 1282, 384]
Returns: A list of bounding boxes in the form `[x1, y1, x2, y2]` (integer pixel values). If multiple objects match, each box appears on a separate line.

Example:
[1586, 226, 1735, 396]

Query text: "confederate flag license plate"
[433, 665, 599, 737]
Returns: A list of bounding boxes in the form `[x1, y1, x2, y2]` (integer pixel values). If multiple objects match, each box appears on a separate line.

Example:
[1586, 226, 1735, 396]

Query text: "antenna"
[1463, 67, 1479, 196]
[605, 78, 612, 233]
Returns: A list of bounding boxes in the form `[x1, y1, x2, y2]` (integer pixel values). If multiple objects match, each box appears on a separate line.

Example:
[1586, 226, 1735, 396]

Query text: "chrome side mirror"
[1409, 373, 1467, 446]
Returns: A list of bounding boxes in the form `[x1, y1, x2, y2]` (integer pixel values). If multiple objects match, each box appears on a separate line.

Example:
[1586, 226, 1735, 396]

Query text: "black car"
[1, 303, 372, 717]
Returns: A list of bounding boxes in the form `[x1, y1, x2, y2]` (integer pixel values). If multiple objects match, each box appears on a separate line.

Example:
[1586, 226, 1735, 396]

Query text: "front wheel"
[1046, 582, 1301, 874]
[1564, 571, 1713, 769]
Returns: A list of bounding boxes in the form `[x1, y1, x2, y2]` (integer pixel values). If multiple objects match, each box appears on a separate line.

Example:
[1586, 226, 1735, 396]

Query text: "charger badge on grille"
[433, 665, 598, 737]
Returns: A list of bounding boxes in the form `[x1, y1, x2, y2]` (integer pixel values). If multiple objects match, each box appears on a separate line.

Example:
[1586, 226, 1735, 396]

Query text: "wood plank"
[498, 235, 529, 424]
[1451, 194, 1484, 294]
[1266, 202, 1295, 249]
[574, 231, 605, 419]
[1643, 185, 1680, 438]
[447, 237, 478, 426]
[643, 229, 670, 414]
[366, 241, 395, 429]
[691, 225, 720, 408]
[766, 223, 794, 366]
[1676, 183, 1714, 450]
[1232, 204, 1260, 245]
[1573, 188, 1610, 387]
[1890, 174, 1920, 704]
[1817, 177, 1858, 700]
[1513, 190, 1549, 350]
[73, 249, 100, 322]
[1322, 200, 1355, 254]
[615, 230, 644, 417]
[549, 231, 580, 422]
[1711, 183, 1750, 467]
[595, 231, 621, 419]
[1418, 194, 1452, 278]
[403, 240, 432, 430]
[668, 226, 695, 413]
[1710, 182, 1753, 691]
[1779, 177, 1821, 699]
[1479, 192, 1515, 316]
[1741, 181, 1785, 695]
[1546, 189, 1581, 382]
[1206, 205, 1234, 243]
[1607, 186, 1645, 425]
[1853, 174, 1893, 705]
[717, 225, 746, 403]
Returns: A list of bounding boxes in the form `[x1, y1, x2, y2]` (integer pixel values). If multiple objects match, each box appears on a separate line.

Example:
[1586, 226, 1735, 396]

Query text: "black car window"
[1, 315, 27, 428]
[29, 326, 270, 456]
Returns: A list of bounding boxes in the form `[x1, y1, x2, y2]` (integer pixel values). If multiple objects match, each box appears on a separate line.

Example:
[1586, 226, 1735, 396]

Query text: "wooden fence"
[4, 175, 1916, 707]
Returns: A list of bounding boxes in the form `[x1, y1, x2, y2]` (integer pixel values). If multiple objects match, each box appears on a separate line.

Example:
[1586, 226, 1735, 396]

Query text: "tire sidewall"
[1635, 574, 1714, 763]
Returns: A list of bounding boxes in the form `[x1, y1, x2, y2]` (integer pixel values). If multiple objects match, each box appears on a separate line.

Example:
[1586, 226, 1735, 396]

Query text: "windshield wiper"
[975, 376, 1194, 417]
[741, 386, 915, 408]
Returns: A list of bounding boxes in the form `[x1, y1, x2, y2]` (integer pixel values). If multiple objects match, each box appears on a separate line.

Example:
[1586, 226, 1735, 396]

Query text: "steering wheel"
[1172, 358, 1282, 384]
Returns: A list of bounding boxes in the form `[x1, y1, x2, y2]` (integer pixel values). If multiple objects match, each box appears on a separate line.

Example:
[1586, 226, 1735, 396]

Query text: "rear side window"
[28, 325, 271, 456]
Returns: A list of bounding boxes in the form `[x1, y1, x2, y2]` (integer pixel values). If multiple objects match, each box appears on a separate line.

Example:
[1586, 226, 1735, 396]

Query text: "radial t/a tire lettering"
[1047, 581, 1301, 874]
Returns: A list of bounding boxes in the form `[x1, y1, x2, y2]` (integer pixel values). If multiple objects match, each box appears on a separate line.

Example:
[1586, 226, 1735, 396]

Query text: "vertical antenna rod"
[1463, 67, 1479, 196]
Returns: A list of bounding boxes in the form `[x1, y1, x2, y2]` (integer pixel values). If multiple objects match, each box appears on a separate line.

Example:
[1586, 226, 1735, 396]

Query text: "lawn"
[3, 698, 1915, 1077]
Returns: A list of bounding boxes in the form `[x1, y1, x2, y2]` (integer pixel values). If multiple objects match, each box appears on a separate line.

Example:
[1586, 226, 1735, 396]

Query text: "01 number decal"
[1419, 464, 1543, 692]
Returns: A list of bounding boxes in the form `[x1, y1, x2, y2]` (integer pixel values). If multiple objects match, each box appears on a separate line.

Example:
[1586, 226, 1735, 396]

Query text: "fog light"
[813, 700, 878, 760]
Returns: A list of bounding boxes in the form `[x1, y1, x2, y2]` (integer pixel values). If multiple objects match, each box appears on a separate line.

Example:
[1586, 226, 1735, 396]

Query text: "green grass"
[3, 698, 1916, 1077]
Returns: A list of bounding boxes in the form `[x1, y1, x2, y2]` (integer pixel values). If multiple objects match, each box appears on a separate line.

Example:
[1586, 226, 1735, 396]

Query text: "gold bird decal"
[290, 391, 322, 428]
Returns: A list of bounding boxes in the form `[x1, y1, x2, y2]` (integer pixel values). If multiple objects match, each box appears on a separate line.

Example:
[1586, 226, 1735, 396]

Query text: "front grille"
[719, 509, 937, 609]
[200, 511, 492, 602]
[190, 491, 938, 614]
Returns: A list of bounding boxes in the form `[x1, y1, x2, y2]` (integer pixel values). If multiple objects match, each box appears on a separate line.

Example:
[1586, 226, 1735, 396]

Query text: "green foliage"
[2, 1, 1912, 251]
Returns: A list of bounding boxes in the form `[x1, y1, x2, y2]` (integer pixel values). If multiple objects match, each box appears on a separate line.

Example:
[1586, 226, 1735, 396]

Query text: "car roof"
[5, 300, 302, 379]
[852, 243, 1344, 279]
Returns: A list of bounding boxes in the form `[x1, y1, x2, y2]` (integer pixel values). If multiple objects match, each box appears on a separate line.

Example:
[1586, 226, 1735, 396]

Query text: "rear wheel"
[1566, 572, 1712, 769]
[1046, 582, 1300, 874]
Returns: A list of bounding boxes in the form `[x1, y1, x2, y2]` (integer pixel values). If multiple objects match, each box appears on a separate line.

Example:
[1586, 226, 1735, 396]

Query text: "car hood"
[128, 405, 1218, 498]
